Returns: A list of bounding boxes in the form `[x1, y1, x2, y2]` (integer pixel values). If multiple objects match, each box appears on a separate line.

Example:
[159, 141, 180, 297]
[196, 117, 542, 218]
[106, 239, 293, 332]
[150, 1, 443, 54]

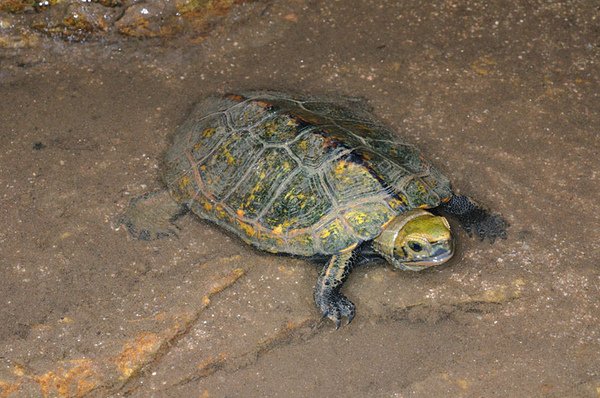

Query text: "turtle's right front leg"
[314, 249, 357, 329]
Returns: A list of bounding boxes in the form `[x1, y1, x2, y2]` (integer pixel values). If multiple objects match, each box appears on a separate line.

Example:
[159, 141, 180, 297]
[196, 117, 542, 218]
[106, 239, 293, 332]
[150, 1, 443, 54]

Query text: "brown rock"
[115, 0, 180, 38]
[0, 0, 35, 13]
[31, 1, 118, 41]
[0, 15, 40, 48]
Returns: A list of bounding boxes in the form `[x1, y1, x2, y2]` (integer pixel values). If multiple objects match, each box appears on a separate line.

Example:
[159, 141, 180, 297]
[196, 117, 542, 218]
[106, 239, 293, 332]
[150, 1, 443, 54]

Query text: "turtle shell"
[163, 91, 452, 256]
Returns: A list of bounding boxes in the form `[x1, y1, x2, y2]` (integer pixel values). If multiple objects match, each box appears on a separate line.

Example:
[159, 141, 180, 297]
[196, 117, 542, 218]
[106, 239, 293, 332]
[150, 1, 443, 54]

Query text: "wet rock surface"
[0, 0, 249, 45]
[1, 0, 599, 397]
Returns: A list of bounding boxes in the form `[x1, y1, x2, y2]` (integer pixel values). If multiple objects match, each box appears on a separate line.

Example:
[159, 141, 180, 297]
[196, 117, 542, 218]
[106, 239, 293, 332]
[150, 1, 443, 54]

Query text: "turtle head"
[373, 209, 454, 271]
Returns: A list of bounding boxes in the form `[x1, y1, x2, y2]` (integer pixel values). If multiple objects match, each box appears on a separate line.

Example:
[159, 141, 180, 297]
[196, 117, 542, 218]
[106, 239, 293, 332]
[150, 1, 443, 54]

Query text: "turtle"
[119, 91, 507, 328]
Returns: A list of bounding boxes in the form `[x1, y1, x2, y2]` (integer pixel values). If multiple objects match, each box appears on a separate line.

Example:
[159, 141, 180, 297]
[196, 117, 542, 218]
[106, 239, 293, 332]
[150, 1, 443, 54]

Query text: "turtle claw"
[347, 310, 355, 324]
[318, 293, 356, 329]
[334, 318, 341, 330]
[468, 213, 508, 243]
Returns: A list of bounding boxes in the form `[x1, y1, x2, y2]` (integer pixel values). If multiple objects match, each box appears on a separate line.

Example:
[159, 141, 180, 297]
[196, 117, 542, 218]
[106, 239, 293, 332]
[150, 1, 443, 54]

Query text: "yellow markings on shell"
[193, 142, 202, 150]
[283, 185, 306, 200]
[319, 227, 332, 239]
[319, 219, 347, 246]
[272, 218, 295, 235]
[282, 190, 310, 209]
[410, 179, 429, 199]
[388, 197, 407, 210]
[178, 175, 191, 189]
[219, 146, 236, 165]
[334, 159, 367, 179]
[298, 193, 307, 202]
[195, 196, 213, 212]
[240, 110, 251, 123]
[215, 204, 227, 219]
[346, 209, 369, 226]
[297, 139, 308, 151]
[282, 161, 292, 171]
[243, 194, 255, 208]
[345, 203, 393, 238]
[272, 225, 283, 235]
[288, 233, 312, 245]
[283, 219, 295, 228]
[388, 198, 401, 209]
[334, 160, 348, 175]
[243, 179, 265, 209]
[238, 220, 256, 237]
[175, 175, 195, 201]
[259, 233, 284, 251]
[332, 159, 375, 192]
[264, 120, 278, 136]
[202, 128, 216, 138]
[236, 208, 245, 218]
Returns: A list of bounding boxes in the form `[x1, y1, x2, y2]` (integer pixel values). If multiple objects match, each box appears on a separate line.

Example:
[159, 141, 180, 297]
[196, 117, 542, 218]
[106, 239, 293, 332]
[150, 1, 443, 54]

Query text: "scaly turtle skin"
[120, 91, 507, 328]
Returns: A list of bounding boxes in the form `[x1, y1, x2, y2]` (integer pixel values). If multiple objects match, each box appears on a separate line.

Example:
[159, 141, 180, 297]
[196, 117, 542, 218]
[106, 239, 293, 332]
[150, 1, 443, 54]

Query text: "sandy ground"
[1, 0, 599, 397]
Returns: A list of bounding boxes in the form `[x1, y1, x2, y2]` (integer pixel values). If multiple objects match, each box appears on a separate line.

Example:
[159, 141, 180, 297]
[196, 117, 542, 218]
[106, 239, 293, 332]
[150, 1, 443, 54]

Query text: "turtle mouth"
[393, 243, 454, 271]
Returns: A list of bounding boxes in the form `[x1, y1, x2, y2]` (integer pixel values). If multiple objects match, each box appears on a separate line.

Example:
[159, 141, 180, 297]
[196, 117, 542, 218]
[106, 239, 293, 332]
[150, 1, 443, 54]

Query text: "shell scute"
[323, 157, 386, 205]
[226, 100, 271, 129]
[260, 172, 332, 234]
[188, 193, 215, 214]
[166, 167, 200, 205]
[226, 148, 296, 220]
[254, 113, 300, 143]
[368, 140, 424, 174]
[197, 129, 262, 201]
[285, 232, 315, 256]
[256, 232, 286, 254]
[343, 202, 395, 239]
[316, 219, 356, 253]
[185, 114, 229, 164]
[289, 129, 346, 169]
[403, 177, 441, 208]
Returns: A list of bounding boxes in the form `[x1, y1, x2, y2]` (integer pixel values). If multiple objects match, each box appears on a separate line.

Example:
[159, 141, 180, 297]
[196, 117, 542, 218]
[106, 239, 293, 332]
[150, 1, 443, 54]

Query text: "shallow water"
[1, 1, 599, 397]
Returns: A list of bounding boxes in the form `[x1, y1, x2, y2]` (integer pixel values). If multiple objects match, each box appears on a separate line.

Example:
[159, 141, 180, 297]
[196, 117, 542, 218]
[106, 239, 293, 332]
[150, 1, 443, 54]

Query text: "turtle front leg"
[440, 194, 508, 242]
[314, 249, 357, 329]
[119, 190, 189, 240]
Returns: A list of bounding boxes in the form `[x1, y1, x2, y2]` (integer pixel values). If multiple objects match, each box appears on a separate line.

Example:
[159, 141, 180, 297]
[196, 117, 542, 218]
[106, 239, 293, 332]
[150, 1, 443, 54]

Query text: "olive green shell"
[163, 91, 452, 256]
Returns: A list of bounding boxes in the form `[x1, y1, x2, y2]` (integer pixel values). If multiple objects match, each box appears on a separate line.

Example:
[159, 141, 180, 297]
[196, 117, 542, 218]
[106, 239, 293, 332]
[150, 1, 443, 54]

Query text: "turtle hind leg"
[118, 190, 189, 240]
[440, 194, 508, 242]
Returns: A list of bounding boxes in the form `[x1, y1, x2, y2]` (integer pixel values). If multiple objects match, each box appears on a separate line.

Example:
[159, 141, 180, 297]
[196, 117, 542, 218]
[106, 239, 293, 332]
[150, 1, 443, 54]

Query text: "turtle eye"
[408, 241, 423, 252]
